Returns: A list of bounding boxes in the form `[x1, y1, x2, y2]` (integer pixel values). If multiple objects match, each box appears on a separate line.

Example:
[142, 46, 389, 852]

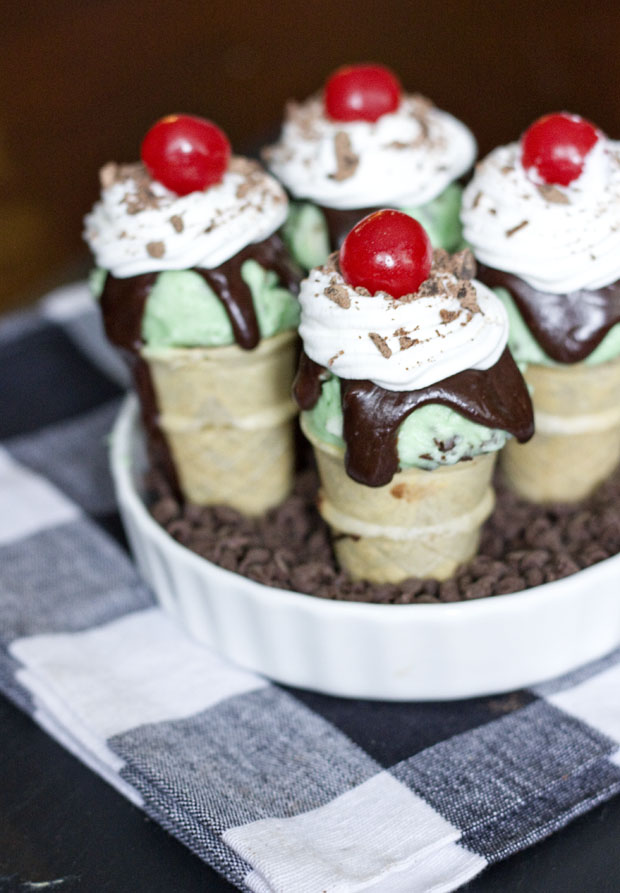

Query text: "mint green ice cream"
[283, 184, 466, 270]
[302, 374, 510, 472]
[90, 260, 300, 348]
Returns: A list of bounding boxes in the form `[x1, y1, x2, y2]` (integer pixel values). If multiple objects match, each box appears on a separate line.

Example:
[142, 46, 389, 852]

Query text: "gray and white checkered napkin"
[1, 284, 620, 892]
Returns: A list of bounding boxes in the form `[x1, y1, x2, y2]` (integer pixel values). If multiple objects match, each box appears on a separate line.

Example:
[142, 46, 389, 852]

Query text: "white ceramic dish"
[110, 395, 620, 701]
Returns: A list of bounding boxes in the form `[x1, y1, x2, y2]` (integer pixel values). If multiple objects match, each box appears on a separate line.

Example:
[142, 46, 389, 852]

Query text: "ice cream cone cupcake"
[84, 115, 302, 515]
[462, 113, 620, 502]
[263, 64, 476, 269]
[293, 211, 533, 583]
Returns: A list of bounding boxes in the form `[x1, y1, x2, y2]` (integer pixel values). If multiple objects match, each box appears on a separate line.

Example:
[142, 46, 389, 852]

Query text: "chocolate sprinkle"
[368, 332, 392, 358]
[146, 241, 165, 259]
[146, 459, 620, 604]
[537, 183, 570, 205]
[329, 132, 359, 181]
[505, 220, 529, 237]
[325, 283, 351, 308]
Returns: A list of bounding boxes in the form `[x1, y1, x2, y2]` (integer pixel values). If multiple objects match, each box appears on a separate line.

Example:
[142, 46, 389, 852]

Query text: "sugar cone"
[301, 416, 496, 583]
[142, 331, 298, 515]
[501, 356, 620, 503]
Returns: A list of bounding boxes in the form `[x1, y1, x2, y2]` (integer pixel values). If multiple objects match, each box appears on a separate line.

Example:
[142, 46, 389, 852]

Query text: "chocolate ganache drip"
[318, 205, 381, 251]
[100, 233, 302, 494]
[477, 263, 620, 364]
[294, 349, 534, 487]
[197, 233, 301, 349]
[101, 232, 300, 354]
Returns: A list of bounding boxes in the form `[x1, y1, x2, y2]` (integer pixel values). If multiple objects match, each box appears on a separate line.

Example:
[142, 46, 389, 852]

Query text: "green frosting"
[91, 260, 300, 348]
[283, 183, 466, 270]
[495, 287, 620, 368]
[303, 374, 510, 471]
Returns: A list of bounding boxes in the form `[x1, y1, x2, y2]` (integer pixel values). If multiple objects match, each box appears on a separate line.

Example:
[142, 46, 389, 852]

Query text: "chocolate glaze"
[100, 234, 302, 495]
[99, 271, 181, 494]
[318, 204, 381, 250]
[477, 263, 620, 364]
[294, 349, 534, 487]
[196, 234, 301, 349]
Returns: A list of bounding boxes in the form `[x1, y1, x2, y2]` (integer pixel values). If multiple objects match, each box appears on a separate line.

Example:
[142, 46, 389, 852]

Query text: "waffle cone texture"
[501, 356, 620, 503]
[301, 416, 496, 583]
[142, 331, 298, 515]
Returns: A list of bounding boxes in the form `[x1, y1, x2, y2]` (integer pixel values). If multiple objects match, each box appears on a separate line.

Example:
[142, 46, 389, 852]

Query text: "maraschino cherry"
[340, 210, 433, 298]
[141, 114, 231, 196]
[324, 64, 401, 123]
[521, 112, 601, 187]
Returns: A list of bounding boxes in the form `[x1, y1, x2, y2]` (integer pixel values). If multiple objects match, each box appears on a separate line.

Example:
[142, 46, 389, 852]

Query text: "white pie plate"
[110, 395, 620, 700]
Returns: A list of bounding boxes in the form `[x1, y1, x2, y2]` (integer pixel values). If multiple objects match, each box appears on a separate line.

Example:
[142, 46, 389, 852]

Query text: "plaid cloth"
[1, 282, 620, 893]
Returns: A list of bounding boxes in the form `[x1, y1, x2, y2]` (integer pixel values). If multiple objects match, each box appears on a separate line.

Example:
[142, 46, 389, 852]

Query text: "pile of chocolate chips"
[147, 462, 620, 604]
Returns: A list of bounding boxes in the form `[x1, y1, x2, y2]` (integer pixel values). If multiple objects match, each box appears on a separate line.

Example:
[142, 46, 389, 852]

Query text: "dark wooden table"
[2, 694, 619, 892]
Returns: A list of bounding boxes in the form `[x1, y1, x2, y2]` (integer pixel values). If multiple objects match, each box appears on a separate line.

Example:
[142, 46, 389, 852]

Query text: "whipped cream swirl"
[264, 95, 476, 210]
[298, 254, 508, 392]
[84, 157, 288, 277]
[461, 138, 620, 292]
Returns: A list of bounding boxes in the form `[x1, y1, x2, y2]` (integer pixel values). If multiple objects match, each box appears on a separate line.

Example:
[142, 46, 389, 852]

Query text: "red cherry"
[324, 64, 401, 123]
[521, 112, 601, 187]
[141, 114, 231, 195]
[340, 210, 433, 298]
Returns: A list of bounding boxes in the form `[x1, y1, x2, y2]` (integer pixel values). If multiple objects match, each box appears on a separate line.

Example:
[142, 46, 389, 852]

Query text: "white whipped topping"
[84, 158, 288, 277]
[265, 95, 476, 210]
[298, 264, 508, 392]
[461, 138, 620, 292]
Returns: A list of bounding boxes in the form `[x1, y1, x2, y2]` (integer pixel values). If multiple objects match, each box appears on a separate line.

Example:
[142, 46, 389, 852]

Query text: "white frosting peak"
[298, 257, 508, 392]
[264, 94, 476, 210]
[84, 158, 288, 277]
[461, 138, 620, 293]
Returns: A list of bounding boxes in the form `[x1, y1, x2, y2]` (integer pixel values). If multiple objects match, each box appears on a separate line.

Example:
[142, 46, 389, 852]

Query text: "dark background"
[2, 0, 620, 313]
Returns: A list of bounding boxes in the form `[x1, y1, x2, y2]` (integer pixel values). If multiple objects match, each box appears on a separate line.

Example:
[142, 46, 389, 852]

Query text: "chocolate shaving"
[103, 162, 163, 215]
[537, 183, 570, 205]
[395, 327, 419, 350]
[434, 437, 456, 453]
[329, 132, 359, 181]
[170, 215, 184, 233]
[282, 97, 322, 140]
[451, 249, 477, 280]
[369, 332, 392, 358]
[325, 282, 351, 308]
[457, 282, 481, 315]
[416, 278, 441, 299]
[506, 220, 529, 237]
[146, 241, 165, 259]
[440, 308, 461, 324]
[431, 249, 451, 273]
[432, 248, 476, 280]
